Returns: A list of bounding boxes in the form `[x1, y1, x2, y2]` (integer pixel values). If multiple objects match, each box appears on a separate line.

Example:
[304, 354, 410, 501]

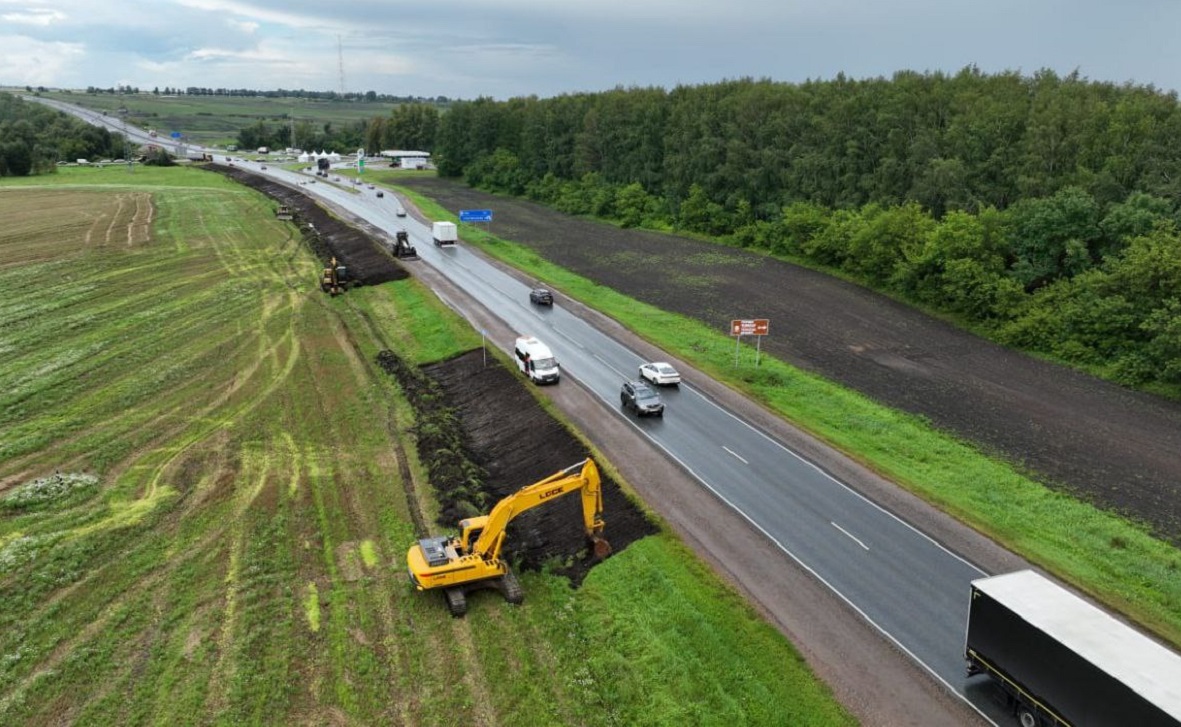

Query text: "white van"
[514, 336, 560, 385]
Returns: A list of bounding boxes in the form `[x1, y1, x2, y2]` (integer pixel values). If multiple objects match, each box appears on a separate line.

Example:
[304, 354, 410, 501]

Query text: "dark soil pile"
[398, 177, 1181, 544]
[207, 165, 407, 286]
[377, 349, 657, 585]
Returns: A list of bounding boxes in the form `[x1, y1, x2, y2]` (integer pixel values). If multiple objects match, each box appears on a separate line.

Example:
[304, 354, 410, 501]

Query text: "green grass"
[0, 164, 240, 189]
[0, 168, 851, 725]
[396, 185, 1181, 649]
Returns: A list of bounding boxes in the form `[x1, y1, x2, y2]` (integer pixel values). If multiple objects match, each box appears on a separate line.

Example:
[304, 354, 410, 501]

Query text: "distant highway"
[23, 95, 208, 157]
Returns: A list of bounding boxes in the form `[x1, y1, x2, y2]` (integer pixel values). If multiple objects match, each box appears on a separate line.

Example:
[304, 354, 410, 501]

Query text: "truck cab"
[514, 336, 560, 385]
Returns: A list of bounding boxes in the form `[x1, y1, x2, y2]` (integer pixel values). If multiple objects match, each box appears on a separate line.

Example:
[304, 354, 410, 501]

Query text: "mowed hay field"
[0, 169, 852, 726]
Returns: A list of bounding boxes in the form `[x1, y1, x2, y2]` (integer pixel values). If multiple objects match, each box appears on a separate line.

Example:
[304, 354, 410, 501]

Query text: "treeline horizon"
[431, 68, 1181, 392]
[63, 85, 450, 104]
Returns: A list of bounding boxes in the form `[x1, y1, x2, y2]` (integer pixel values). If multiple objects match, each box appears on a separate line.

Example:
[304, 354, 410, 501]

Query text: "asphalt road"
[25, 95, 210, 157]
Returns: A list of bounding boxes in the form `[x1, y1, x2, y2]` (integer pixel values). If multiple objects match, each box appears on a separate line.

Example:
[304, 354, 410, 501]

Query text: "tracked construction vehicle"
[392, 229, 418, 260]
[275, 205, 293, 221]
[407, 458, 611, 616]
[320, 256, 349, 296]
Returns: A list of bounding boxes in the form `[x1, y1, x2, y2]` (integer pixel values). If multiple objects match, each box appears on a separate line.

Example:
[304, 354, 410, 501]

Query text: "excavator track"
[499, 571, 524, 605]
[445, 588, 467, 617]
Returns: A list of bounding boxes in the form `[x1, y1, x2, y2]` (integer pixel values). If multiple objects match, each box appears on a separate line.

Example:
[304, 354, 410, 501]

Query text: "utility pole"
[337, 35, 346, 97]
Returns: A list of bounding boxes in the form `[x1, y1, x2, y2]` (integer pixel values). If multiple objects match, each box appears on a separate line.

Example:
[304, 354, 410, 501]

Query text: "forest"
[0, 93, 124, 175]
[428, 68, 1181, 392]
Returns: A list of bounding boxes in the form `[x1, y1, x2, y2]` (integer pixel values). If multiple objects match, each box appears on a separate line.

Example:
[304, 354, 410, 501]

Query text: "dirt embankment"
[377, 349, 658, 585]
[207, 165, 408, 287]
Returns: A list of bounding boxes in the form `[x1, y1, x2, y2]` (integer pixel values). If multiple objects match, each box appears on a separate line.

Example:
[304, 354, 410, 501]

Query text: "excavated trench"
[378, 349, 658, 586]
[206, 165, 408, 287]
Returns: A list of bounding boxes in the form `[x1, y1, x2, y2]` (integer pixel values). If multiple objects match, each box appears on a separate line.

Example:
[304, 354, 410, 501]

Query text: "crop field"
[0, 171, 850, 725]
[27, 90, 407, 146]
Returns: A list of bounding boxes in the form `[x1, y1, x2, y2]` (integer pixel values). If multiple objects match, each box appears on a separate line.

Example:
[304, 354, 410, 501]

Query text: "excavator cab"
[457, 516, 488, 554]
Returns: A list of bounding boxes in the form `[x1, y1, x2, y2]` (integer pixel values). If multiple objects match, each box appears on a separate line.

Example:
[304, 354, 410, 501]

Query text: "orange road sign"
[730, 319, 769, 336]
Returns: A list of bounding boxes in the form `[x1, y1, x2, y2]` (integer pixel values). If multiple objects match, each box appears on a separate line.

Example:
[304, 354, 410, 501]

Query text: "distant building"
[379, 150, 431, 169]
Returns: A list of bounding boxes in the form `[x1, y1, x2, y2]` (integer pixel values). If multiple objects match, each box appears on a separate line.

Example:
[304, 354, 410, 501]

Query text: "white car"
[639, 362, 681, 386]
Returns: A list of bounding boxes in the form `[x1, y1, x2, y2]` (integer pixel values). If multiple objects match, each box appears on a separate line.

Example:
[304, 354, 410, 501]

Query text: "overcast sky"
[3, 0, 1180, 100]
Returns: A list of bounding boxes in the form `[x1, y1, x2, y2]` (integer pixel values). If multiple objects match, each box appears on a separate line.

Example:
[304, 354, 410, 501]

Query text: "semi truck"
[432, 221, 457, 247]
[965, 570, 1181, 727]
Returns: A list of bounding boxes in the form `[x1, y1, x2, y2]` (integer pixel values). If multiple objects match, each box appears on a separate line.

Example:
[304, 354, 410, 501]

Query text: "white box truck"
[432, 221, 457, 247]
[514, 336, 560, 385]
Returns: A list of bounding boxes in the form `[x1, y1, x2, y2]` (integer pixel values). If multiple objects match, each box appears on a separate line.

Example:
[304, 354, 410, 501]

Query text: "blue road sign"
[459, 209, 493, 223]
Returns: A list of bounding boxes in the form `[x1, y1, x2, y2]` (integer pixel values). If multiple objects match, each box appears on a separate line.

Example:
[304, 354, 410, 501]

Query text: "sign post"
[729, 319, 770, 367]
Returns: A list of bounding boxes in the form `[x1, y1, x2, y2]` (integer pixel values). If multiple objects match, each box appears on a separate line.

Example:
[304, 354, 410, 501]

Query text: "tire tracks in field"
[201, 445, 277, 717]
[1, 192, 314, 720]
[344, 300, 499, 726]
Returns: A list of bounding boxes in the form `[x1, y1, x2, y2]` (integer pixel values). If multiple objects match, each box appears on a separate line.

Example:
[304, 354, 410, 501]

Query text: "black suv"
[529, 287, 554, 306]
[621, 380, 664, 417]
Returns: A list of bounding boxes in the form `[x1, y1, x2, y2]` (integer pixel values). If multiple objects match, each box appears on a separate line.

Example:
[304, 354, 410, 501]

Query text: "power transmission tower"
[337, 35, 346, 98]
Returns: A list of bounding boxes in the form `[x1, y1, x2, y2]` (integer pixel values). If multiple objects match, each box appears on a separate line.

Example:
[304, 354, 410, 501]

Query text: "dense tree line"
[433, 69, 1181, 391]
[239, 102, 442, 153]
[363, 103, 440, 154]
[0, 93, 124, 176]
[235, 118, 367, 154]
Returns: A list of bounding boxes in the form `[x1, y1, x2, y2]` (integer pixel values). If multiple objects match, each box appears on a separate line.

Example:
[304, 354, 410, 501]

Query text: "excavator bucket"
[591, 536, 612, 560]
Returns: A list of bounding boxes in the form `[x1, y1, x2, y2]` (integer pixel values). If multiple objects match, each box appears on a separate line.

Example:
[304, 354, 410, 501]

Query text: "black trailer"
[965, 570, 1181, 727]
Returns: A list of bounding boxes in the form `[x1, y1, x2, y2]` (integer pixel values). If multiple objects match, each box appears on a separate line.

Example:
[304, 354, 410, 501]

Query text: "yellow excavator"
[319, 256, 348, 296]
[407, 458, 612, 616]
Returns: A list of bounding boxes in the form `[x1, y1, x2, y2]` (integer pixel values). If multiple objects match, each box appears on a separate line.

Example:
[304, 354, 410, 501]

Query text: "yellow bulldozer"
[407, 458, 611, 616]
